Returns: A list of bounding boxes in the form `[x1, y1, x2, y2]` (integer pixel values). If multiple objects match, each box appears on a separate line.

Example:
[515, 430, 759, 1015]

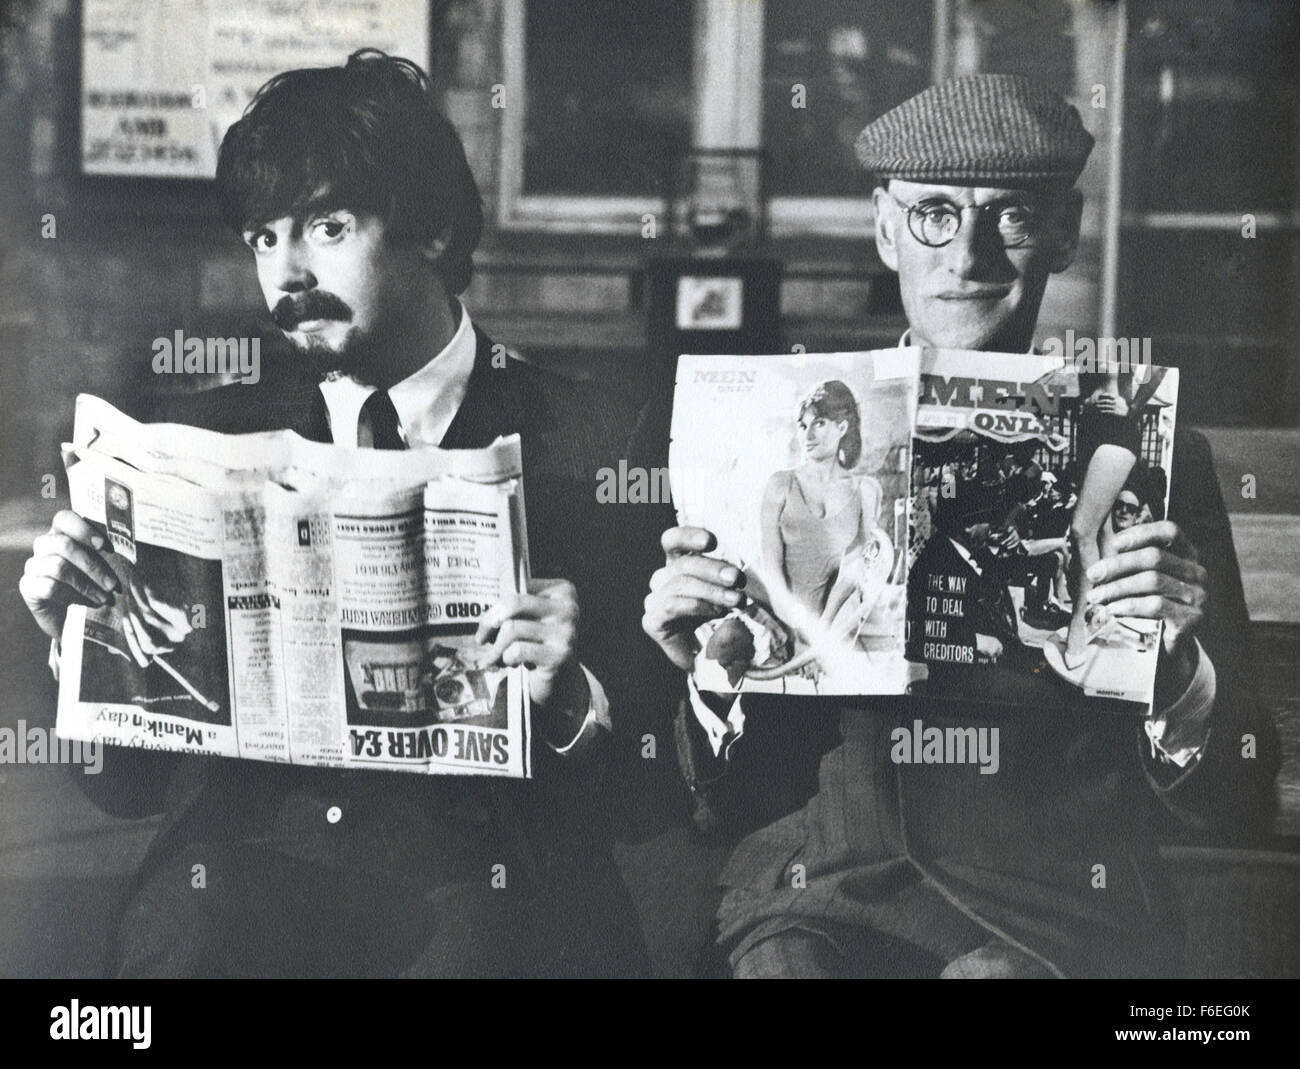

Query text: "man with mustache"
[642, 75, 1279, 977]
[20, 50, 663, 976]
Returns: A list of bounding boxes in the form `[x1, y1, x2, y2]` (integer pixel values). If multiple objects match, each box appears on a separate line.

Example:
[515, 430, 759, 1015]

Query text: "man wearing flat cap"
[643, 74, 1279, 977]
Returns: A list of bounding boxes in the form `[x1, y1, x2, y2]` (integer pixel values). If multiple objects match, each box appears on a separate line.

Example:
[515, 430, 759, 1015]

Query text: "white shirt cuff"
[686, 675, 745, 759]
[547, 664, 610, 755]
[1145, 638, 1217, 768]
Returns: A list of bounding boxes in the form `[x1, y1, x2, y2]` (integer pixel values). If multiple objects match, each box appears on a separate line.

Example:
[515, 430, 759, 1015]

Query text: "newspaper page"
[670, 350, 922, 695]
[907, 349, 1179, 714]
[54, 395, 532, 778]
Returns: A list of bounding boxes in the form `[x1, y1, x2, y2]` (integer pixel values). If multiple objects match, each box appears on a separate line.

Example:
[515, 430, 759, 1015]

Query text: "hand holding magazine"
[670, 348, 1179, 714]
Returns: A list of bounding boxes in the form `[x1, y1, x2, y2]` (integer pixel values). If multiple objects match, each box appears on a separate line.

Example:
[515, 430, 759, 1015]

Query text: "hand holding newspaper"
[55, 395, 535, 778]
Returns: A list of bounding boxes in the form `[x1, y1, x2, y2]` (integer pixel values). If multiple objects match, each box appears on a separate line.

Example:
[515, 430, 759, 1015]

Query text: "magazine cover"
[670, 349, 922, 694]
[907, 349, 1179, 713]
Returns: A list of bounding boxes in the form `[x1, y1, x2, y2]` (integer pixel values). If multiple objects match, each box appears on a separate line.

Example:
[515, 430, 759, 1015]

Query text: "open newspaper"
[55, 395, 533, 777]
[671, 349, 1178, 714]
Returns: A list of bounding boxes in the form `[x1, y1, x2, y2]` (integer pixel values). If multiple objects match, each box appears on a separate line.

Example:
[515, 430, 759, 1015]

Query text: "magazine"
[909, 349, 1178, 712]
[670, 348, 1178, 713]
[670, 350, 922, 695]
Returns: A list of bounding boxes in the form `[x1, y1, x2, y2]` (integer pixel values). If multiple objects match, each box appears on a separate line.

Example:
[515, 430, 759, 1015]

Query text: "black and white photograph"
[0, 0, 1296, 1027]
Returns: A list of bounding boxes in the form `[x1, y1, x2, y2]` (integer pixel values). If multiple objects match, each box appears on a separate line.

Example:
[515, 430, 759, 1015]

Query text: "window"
[1117, 0, 1300, 425]
[500, 0, 1120, 243]
[499, 0, 693, 231]
[763, 0, 933, 236]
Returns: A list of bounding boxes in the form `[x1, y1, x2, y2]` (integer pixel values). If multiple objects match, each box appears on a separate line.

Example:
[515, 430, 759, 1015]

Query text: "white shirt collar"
[898, 328, 1037, 354]
[317, 301, 477, 448]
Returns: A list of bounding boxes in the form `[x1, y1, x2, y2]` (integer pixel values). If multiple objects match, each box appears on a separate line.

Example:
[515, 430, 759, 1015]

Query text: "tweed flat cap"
[855, 73, 1094, 185]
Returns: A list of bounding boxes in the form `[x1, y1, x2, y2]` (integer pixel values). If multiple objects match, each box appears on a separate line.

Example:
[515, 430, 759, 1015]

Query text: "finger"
[526, 577, 575, 602]
[134, 581, 194, 637]
[120, 613, 151, 667]
[129, 572, 192, 639]
[30, 533, 119, 594]
[23, 555, 114, 607]
[1086, 544, 1206, 587]
[51, 511, 109, 550]
[525, 579, 581, 623]
[648, 576, 743, 615]
[128, 575, 179, 635]
[497, 639, 553, 671]
[1166, 523, 1199, 563]
[649, 554, 743, 593]
[484, 619, 555, 665]
[475, 593, 564, 642]
[159, 608, 194, 641]
[125, 601, 177, 658]
[474, 594, 526, 642]
[1088, 570, 1203, 609]
[643, 594, 732, 632]
[1108, 520, 1189, 558]
[1098, 594, 1179, 621]
[661, 526, 717, 559]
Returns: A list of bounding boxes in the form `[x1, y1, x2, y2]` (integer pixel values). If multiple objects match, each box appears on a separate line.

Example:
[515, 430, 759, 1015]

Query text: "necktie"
[360, 389, 406, 450]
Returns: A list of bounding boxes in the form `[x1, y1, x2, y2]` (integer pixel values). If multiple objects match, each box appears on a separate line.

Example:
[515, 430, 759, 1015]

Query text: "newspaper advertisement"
[907, 349, 1179, 713]
[54, 395, 532, 778]
[670, 350, 922, 695]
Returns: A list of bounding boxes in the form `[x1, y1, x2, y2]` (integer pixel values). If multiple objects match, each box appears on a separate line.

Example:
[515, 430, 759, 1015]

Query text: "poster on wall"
[81, 0, 429, 178]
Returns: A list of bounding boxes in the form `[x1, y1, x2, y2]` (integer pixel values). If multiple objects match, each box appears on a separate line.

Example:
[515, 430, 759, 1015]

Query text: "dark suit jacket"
[674, 427, 1281, 977]
[79, 327, 678, 976]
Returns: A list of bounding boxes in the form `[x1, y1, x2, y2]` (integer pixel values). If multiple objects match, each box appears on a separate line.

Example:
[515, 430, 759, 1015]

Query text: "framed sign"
[81, 0, 430, 179]
[675, 276, 744, 331]
[648, 255, 783, 357]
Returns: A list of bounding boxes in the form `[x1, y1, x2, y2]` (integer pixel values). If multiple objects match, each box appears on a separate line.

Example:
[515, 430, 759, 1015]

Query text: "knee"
[940, 940, 1057, 979]
[1069, 517, 1095, 550]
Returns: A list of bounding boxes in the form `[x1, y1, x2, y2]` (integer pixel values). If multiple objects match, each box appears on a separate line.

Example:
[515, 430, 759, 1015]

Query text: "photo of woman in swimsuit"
[758, 379, 894, 651]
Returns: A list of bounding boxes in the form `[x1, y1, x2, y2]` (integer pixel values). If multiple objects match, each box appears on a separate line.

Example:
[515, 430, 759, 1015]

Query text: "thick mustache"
[271, 292, 353, 330]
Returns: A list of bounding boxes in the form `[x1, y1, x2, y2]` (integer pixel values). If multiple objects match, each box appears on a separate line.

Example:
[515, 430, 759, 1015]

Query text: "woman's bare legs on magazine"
[1064, 443, 1137, 666]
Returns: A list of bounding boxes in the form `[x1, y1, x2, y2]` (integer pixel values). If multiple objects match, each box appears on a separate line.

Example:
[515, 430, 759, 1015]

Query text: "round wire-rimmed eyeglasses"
[885, 192, 1043, 249]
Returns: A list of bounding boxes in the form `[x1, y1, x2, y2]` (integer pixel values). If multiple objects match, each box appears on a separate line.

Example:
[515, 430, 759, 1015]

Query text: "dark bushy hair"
[798, 379, 862, 469]
[215, 49, 482, 293]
